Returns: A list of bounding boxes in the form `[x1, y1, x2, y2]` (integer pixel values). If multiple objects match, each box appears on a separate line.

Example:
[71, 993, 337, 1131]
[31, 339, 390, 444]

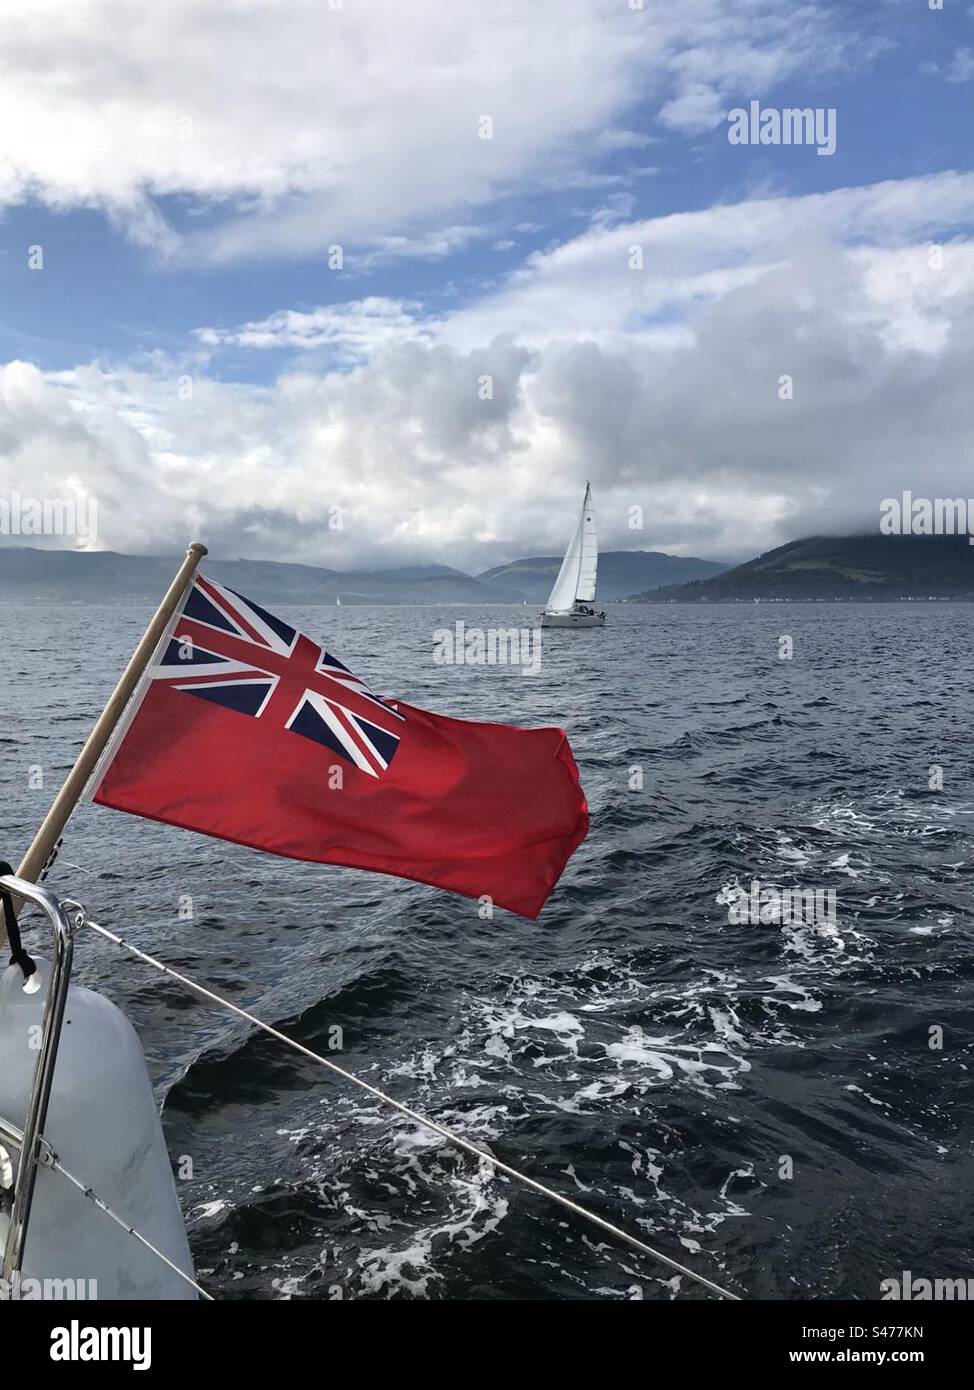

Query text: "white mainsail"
[545, 483, 598, 612]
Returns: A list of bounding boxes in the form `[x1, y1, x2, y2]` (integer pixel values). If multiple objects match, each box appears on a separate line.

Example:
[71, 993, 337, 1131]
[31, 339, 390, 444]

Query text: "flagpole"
[1, 542, 208, 947]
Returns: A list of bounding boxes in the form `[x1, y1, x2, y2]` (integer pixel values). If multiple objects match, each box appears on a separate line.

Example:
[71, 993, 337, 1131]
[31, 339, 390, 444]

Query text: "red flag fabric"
[90, 574, 589, 918]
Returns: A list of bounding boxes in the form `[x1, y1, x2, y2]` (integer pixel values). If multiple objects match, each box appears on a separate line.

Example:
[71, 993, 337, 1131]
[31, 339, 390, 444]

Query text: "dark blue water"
[2, 601, 973, 1300]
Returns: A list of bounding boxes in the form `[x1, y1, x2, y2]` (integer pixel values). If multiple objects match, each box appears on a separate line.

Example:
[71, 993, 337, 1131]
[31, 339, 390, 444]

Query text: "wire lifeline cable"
[78, 912, 743, 1302]
[50, 1155, 213, 1300]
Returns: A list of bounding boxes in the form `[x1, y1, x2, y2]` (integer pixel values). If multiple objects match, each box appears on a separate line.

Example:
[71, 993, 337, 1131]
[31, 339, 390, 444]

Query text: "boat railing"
[0, 874, 76, 1285]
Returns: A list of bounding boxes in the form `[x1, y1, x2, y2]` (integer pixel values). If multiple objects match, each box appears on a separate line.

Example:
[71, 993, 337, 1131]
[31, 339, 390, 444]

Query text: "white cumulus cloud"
[0, 0, 865, 261]
[3, 173, 974, 569]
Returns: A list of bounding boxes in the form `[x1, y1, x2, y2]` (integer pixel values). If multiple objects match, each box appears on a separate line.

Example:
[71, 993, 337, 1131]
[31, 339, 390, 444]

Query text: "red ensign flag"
[91, 575, 589, 918]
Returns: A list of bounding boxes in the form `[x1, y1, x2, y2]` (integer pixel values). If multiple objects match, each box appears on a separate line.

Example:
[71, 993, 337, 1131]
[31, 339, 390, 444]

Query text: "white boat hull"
[541, 611, 606, 628]
[0, 956, 197, 1299]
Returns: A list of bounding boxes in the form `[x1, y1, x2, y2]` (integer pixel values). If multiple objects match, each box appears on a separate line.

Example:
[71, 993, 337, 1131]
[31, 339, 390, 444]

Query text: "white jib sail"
[545, 484, 598, 612]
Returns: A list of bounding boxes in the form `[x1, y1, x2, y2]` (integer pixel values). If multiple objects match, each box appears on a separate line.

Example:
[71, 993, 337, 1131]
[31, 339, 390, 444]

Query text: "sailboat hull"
[541, 611, 606, 628]
[0, 956, 196, 1298]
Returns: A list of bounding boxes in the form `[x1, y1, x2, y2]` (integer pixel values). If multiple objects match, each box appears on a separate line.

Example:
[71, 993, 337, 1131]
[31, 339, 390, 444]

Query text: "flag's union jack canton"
[156, 575, 404, 779]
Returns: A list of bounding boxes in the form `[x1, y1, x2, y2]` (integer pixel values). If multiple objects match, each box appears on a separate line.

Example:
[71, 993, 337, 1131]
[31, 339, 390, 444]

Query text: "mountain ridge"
[480, 550, 727, 601]
[0, 545, 724, 605]
[629, 534, 974, 602]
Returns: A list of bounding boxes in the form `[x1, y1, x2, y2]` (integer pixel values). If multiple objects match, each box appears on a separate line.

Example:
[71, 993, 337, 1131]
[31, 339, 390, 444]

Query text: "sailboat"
[541, 483, 606, 628]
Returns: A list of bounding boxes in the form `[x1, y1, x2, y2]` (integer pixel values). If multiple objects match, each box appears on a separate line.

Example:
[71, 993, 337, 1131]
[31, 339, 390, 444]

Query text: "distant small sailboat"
[541, 483, 606, 628]
[336, 595, 342, 607]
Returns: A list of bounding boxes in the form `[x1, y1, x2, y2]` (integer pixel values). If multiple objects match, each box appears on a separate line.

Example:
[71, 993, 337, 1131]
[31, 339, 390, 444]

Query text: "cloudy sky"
[1, 0, 972, 570]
